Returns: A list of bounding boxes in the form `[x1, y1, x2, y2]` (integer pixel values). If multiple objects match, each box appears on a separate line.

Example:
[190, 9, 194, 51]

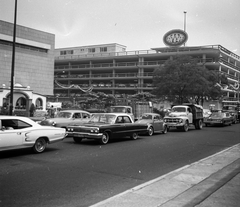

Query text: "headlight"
[52, 122, 56, 126]
[90, 128, 99, 133]
[163, 119, 167, 123]
[67, 128, 73, 132]
[178, 119, 183, 123]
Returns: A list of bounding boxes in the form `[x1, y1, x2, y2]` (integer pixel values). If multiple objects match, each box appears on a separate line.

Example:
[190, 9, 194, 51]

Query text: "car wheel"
[130, 132, 138, 140]
[147, 126, 154, 136]
[33, 138, 47, 153]
[195, 119, 203, 129]
[99, 132, 110, 145]
[162, 125, 168, 134]
[73, 137, 82, 143]
[182, 121, 189, 132]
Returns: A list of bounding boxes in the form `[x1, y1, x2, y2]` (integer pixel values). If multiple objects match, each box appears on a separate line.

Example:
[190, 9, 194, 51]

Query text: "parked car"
[39, 110, 91, 128]
[67, 113, 148, 144]
[135, 113, 167, 136]
[0, 116, 66, 153]
[203, 109, 212, 118]
[204, 111, 234, 126]
[222, 105, 239, 124]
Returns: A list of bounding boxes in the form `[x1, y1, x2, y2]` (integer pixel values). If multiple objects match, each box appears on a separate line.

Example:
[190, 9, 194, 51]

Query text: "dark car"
[67, 113, 148, 144]
[135, 113, 167, 136]
[204, 111, 234, 126]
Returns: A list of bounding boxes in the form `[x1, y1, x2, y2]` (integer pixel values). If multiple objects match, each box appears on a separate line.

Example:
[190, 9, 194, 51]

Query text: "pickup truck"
[163, 103, 204, 132]
[67, 113, 148, 144]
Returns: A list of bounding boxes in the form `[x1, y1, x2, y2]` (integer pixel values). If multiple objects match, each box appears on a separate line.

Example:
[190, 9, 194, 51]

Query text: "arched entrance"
[4, 92, 30, 116]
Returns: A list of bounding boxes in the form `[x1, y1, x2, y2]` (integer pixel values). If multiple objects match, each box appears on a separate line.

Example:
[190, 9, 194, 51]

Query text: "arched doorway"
[4, 92, 30, 116]
[15, 97, 27, 109]
[35, 98, 43, 110]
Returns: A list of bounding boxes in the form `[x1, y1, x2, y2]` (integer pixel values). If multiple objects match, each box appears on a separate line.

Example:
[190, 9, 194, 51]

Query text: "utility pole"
[9, 0, 18, 115]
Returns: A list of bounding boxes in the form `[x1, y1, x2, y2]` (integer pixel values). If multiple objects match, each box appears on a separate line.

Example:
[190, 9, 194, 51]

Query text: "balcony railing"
[55, 72, 153, 79]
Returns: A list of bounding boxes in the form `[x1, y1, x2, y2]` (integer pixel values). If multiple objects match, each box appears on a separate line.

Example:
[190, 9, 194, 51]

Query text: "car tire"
[130, 132, 138, 140]
[195, 119, 203, 130]
[33, 138, 47, 153]
[147, 126, 154, 136]
[99, 132, 110, 145]
[73, 137, 82, 143]
[182, 121, 189, 132]
[162, 125, 168, 134]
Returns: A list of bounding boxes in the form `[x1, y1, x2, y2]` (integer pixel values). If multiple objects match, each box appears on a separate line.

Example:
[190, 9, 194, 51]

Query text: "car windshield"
[210, 111, 223, 118]
[110, 107, 127, 113]
[172, 107, 186, 112]
[89, 114, 116, 124]
[57, 112, 72, 118]
[141, 114, 152, 119]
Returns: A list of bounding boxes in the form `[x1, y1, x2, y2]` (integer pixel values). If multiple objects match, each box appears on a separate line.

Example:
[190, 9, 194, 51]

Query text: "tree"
[130, 92, 156, 102]
[152, 56, 223, 105]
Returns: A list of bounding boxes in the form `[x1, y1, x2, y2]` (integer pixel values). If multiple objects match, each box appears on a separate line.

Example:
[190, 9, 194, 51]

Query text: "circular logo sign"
[163, 29, 188, 47]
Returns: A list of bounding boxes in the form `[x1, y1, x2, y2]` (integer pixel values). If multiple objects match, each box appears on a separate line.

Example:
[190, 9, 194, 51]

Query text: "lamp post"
[9, 0, 18, 115]
[183, 11, 187, 46]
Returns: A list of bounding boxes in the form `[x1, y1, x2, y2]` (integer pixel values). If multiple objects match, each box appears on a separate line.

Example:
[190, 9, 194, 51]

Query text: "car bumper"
[166, 123, 184, 127]
[73, 132, 103, 139]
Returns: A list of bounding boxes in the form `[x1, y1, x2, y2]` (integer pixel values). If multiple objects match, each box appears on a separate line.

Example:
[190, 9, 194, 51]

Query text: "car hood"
[69, 122, 110, 127]
[167, 112, 187, 117]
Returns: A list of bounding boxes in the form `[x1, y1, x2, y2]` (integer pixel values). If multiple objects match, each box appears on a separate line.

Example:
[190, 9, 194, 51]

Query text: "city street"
[0, 124, 239, 207]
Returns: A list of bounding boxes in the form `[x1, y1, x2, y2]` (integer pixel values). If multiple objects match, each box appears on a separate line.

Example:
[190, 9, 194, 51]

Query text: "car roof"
[92, 113, 131, 116]
[141, 113, 159, 115]
[60, 110, 90, 113]
[0, 115, 39, 125]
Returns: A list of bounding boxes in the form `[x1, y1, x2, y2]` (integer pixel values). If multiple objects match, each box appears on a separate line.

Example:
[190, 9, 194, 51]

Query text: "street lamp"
[9, 0, 18, 115]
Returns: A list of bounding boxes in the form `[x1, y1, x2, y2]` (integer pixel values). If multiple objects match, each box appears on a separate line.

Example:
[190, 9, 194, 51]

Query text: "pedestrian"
[29, 103, 36, 117]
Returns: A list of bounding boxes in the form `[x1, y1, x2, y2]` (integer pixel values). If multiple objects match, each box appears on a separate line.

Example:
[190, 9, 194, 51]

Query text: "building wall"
[0, 20, 55, 96]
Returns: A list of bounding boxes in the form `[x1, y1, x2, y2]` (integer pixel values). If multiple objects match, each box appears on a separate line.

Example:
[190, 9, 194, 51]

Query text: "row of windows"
[60, 47, 108, 55]
[0, 40, 48, 53]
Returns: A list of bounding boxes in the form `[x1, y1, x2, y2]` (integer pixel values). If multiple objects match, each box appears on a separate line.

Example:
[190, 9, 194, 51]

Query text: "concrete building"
[54, 44, 240, 109]
[0, 20, 55, 115]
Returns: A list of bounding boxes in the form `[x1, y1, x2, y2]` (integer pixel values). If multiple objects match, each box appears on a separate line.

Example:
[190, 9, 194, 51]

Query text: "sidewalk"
[91, 144, 240, 207]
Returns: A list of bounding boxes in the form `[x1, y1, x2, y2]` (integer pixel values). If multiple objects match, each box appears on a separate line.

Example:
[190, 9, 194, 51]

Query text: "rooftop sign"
[163, 29, 188, 47]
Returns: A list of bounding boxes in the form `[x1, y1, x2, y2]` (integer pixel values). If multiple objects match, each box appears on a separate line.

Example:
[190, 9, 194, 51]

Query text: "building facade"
[0, 20, 55, 114]
[54, 44, 240, 109]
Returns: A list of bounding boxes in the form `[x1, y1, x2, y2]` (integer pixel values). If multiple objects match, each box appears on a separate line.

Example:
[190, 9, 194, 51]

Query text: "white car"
[0, 116, 66, 153]
[39, 110, 91, 128]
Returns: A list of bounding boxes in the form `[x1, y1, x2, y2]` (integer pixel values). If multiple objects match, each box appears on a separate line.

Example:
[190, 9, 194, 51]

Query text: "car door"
[0, 119, 26, 149]
[113, 116, 127, 136]
[153, 115, 162, 131]
[72, 112, 90, 125]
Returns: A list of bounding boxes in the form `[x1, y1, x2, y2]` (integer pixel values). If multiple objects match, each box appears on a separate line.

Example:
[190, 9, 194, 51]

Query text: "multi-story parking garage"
[54, 43, 240, 108]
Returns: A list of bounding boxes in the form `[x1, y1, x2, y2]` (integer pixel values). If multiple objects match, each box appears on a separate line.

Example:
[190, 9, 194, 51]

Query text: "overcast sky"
[1, 0, 239, 55]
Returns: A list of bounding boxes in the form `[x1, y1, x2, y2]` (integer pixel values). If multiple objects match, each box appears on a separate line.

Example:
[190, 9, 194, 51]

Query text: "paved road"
[0, 124, 239, 207]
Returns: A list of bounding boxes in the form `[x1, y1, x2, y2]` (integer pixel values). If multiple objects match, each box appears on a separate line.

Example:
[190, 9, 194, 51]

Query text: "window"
[0, 40, 48, 53]
[88, 48, 95, 53]
[100, 47, 107, 52]
[60, 50, 73, 55]
[82, 113, 90, 119]
[73, 113, 81, 119]
[2, 119, 32, 130]
[123, 116, 131, 123]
